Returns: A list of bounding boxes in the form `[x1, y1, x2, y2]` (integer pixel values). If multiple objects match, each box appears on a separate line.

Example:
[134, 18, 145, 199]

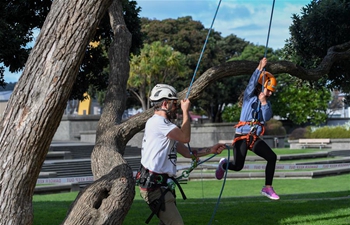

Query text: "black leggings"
[225, 134, 277, 186]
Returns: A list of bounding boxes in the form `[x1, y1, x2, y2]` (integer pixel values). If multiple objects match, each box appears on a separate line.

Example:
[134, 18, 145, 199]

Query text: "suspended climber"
[136, 84, 226, 225]
[215, 57, 280, 200]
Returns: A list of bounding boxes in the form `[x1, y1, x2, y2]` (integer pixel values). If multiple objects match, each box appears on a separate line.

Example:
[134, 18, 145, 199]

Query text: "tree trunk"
[61, 164, 134, 225]
[63, 0, 135, 224]
[0, 1, 112, 224]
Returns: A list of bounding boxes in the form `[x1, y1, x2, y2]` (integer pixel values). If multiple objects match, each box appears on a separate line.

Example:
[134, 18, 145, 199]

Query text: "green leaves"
[128, 41, 189, 110]
[285, 0, 350, 93]
[271, 74, 331, 125]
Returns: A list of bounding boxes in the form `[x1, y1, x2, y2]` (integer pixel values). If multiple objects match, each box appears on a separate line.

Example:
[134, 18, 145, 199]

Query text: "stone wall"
[53, 115, 100, 141]
[54, 115, 287, 148]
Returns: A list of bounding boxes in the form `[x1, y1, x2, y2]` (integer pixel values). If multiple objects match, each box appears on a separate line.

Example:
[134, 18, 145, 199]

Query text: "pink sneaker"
[261, 186, 280, 200]
[215, 158, 227, 180]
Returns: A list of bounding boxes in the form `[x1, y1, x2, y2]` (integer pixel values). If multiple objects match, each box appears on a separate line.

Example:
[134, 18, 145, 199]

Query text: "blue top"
[235, 69, 273, 135]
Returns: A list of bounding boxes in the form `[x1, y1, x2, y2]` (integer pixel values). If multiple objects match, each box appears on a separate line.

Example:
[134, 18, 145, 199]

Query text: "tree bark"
[61, 164, 133, 225]
[63, 0, 135, 224]
[0, 0, 112, 224]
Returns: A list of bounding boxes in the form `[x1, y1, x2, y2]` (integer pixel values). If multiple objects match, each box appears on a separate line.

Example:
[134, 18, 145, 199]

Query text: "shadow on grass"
[125, 191, 350, 225]
[33, 191, 350, 225]
[33, 201, 71, 225]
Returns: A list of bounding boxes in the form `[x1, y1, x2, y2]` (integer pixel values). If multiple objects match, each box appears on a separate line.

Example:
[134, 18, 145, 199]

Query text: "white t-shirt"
[141, 114, 178, 177]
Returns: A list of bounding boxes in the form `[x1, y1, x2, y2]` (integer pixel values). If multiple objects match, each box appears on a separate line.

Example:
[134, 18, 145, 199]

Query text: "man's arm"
[167, 99, 191, 143]
[177, 143, 227, 158]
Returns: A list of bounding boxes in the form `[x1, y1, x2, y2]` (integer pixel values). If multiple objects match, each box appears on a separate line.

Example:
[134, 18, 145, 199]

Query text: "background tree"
[140, 17, 249, 121]
[0, 0, 51, 87]
[284, 0, 350, 97]
[271, 74, 331, 125]
[0, 0, 143, 102]
[70, 0, 143, 101]
[128, 41, 189, 110]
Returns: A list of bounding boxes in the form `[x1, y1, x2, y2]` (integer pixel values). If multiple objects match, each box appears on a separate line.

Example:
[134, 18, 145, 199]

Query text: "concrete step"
[34, 183, 80, 194]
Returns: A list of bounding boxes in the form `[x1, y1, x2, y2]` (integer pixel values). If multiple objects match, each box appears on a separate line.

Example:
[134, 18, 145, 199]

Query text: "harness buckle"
[167, 179, 176, 191]
[250, 119, 258, 133]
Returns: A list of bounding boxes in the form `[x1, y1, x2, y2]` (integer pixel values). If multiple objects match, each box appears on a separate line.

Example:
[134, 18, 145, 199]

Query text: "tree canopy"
[0, 0, 51, 86]
[128, 41, 189, 110]
[140, 16, 250, 121]
[0, 0, 143, 101]
[284, 0, 350, 95]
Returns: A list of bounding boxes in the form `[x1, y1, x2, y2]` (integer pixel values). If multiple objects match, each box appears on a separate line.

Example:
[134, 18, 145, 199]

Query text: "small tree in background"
[265, 119, 287, 136]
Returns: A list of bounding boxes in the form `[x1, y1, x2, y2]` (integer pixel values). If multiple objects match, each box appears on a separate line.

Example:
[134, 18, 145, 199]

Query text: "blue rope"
[185, 0, 222, 100]
[208, 144, 230, 225]
[263, 0, 276, 58]
[258, 0, 276, 119]
[185, 0, 222, 181]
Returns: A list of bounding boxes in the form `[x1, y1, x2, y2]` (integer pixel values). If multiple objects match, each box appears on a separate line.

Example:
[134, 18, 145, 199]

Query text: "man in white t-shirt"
[137, 84, 226, 225]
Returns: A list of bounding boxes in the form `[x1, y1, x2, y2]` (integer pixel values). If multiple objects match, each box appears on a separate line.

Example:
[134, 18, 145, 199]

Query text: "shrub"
[222, 103, 241, 122]
[309, 126, 350, 138]
[265, 118, 286, 136]
[289, 127, 308, 140]
[290, 124, 350, 139]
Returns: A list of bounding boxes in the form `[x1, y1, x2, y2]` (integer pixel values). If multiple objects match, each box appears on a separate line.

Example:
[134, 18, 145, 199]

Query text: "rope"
[264, 0, 276, 58]
[208, 145, 230, 225]
[177, 149, 218, 181]
[185, 0, 222, 100]
[259, 0, 276, 119]
[182, 0, 223, 193]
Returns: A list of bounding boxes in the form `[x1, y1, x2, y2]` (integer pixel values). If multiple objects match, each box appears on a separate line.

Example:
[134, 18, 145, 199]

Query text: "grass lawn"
[33, 174, 350, 225]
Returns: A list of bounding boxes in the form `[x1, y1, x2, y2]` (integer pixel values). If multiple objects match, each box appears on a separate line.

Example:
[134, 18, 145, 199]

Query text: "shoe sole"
[261, 192, 280, 200]
[215, 171, 224, 180]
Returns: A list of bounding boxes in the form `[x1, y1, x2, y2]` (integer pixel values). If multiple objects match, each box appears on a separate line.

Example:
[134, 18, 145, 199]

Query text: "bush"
[289, 127, 306, 140]
[265, 118, 286, 136]
[309, 126, 350, 138]
[289, 124, 350, 139]
[222, 103, 241, 122]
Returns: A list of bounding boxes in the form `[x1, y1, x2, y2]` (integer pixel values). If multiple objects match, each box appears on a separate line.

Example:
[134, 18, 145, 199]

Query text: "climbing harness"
[233, 120, 265, 149]
[135, 165, 187, 224]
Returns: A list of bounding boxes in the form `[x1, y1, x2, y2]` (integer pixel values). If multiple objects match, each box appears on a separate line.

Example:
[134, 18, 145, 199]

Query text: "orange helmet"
[258, 71, 277, 92]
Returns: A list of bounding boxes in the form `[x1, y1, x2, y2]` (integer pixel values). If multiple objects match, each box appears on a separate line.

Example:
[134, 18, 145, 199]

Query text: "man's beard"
[166, 110, 177, 121]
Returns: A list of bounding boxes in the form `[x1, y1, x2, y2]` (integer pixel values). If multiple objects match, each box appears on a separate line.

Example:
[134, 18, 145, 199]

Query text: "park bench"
[298, 138, 331, 149]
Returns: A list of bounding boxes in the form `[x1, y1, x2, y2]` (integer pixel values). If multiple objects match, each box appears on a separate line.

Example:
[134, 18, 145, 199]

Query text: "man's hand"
[210, 143, 227, 154]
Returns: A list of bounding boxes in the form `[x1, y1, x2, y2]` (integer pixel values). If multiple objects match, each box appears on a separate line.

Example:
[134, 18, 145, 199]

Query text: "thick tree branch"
[117, 41, 350, 144]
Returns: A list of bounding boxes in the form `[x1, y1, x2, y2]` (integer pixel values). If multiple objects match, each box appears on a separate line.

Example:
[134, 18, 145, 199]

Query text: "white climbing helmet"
[149, 84, 178, 101]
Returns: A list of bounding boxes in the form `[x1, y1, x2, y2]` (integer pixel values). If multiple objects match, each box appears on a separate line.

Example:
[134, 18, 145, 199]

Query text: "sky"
[3, 0, 312, 83]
